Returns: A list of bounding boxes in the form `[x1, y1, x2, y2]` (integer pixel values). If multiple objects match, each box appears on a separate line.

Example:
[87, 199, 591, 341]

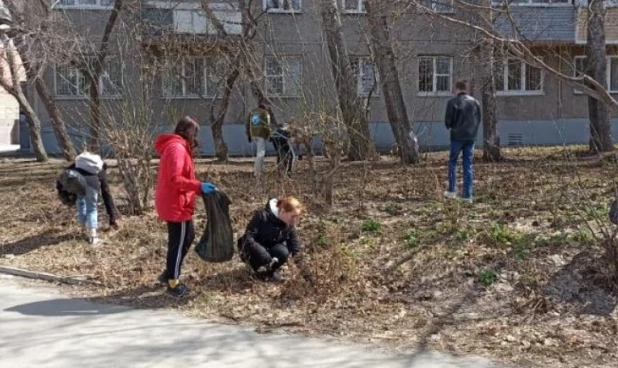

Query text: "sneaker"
[444, 191, 457, 199]
[461, 197, 474, 204]
[167, 283, 190, 298]
[88, 237, 100, 246]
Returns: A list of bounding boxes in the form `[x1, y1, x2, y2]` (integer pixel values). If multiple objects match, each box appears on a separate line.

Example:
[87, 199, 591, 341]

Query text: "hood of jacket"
[265, 198, 288, 228]
[155, 134, 189, 156]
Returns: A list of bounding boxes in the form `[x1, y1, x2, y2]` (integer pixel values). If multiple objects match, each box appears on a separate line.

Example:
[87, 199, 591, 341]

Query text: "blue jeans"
[448, 140, 475, 199]
[77, 186, 98, 229]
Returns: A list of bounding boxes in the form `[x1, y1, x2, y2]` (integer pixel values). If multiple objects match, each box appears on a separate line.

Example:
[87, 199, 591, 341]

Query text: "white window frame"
[490, 0, 572, 7]
[162, 57, 222, 99]
[420, 0, 455, 13]
[264, 55, 302, 98]
[341, 0, 366, 14]
[495, 58, 544, 96]
[573, 55, 618, 94]
[417, 56, 453, 96]
[351, 57, 379, 97]
[54, 61, 123, 100]
[263, 0, 302, 14]
[55, 0, 115, 10]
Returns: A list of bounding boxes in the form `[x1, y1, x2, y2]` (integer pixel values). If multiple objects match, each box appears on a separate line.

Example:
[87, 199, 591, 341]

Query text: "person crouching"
[238, 196, 308, 282]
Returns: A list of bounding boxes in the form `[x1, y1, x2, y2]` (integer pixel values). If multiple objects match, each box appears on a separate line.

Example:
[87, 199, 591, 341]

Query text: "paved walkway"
[0, 276, 508, 368]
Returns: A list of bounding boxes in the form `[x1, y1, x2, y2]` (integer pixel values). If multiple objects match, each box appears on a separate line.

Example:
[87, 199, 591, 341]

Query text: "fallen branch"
[0, 265, 98, 286]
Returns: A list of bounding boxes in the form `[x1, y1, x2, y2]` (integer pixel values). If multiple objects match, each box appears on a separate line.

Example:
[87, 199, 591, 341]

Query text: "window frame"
[417, 56, 453, 96]
[264, 55, 303, 98]
[351, 57, 380, 97]
[490, 0, 573, 7]
[495, 58, 545, 96]
[573, 55, 618, 94]
[341, 0, 366, 14]
[55, 0, 116, 10]
[420, 0, 455, 14]
[161, 57, 222, 99]
[263, 0, 302, 14]
[54, 60, 123, 100]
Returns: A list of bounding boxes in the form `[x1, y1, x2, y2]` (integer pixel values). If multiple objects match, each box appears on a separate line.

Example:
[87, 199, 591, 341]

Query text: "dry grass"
[1, 146, 618, 368]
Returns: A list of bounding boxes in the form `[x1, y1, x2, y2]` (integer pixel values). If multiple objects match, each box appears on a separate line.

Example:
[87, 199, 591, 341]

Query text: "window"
[55, 66, 88, 97]
[350, 57, 379, 96]
[342, 0, 366, 13]
[574, 56, 618, 93]
[418, 56, 452, 94]
[491, 0, 571, 5]
[495, 58, 543, 94]
[55, 59, 123, 98]
[58, 0, 115, 8]
[263, 0, 301, 13]
[162, 58, 222, 98]
[421, 0, 454, 13]
[264, 56, 302, 97]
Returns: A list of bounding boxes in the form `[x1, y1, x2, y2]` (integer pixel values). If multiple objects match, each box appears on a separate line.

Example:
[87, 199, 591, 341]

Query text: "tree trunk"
[587, 0, 613, 152]
[480, 40, 501, 162]
[34, 76, 76, 160]
[319, 0, 374, 161]
[365, 1, 419, 164]
[210, 68, 240, 162]
[19, 99, 48, 162]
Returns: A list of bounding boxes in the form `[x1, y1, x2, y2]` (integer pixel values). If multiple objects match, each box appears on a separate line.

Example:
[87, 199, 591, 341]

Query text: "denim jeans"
[77, 185, 98, 230]
[448, 140, 475, 199]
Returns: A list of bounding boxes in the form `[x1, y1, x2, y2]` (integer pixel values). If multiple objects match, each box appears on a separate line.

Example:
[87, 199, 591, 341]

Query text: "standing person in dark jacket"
[444, 80, 481, 203]
[238, 196, 311, 282]
[57, 154, 119, 245]
[154, 116, 217, 298]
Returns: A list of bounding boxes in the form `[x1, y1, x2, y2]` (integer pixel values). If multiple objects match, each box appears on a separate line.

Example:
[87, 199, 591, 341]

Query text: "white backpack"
[75, 151, 104, 175]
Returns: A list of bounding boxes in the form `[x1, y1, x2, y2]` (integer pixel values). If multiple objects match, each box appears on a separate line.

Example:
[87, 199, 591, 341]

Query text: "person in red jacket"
[155, 116, 217, 298]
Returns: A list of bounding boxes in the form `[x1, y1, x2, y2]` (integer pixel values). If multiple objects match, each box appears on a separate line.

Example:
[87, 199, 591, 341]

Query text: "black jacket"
[60, 163, 118, 224]
[444, 92, 481, 141]
[239, 199, 300, 256]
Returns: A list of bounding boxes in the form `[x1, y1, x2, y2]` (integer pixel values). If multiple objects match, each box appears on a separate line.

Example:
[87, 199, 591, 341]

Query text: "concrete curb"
[0, 265, 98, 286]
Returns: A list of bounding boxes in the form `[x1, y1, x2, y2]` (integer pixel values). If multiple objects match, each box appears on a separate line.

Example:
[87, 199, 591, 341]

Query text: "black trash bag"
[195, 190, 234, 262]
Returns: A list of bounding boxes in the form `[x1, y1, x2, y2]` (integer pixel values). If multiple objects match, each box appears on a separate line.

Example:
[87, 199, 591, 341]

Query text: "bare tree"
[319, 0, 374, 161]
[0, 33, 47, 161]
[586, 0, 613, 153]
[4, 0, 76, 161]
[365, 0, 420, 164]
[81, 0, 124, 153]
[198, 0, 266, 162]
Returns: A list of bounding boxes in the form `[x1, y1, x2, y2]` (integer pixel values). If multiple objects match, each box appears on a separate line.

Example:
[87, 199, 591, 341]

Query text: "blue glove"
[201, 182, 217, 194]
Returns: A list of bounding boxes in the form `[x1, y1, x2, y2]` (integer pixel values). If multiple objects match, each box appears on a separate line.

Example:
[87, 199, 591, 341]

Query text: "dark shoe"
[167, 283, 190, 298]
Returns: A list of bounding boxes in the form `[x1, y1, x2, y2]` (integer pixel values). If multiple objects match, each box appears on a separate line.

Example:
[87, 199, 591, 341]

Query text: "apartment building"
[28, 0, 618, 155]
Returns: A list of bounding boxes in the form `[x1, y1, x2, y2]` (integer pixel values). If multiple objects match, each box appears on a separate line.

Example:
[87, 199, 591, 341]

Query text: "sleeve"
[444, 99, 454, 130]
[242, 212, 272, 262]
[286, 228, 301, 257]
[165, 144, 201, 194]
[99, 168, 118, 224]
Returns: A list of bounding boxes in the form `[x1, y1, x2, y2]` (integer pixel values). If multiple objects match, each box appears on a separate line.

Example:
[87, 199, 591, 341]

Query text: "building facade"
[29, 0, 618, 155]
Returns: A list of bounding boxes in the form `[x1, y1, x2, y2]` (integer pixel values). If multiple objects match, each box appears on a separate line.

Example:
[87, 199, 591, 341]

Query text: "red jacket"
[154, 134, 201, 222]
